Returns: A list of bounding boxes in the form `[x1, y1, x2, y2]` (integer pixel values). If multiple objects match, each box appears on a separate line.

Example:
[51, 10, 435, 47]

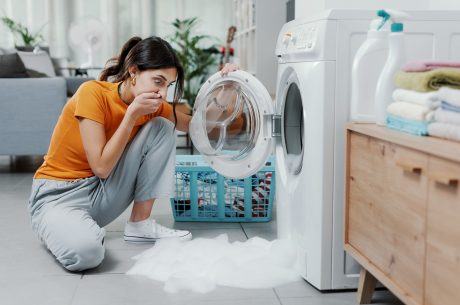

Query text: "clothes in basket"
[173, 171, 272, 218]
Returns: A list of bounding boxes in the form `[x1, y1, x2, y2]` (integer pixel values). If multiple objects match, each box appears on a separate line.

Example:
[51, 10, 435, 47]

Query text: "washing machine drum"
[189, 70, 275, 179]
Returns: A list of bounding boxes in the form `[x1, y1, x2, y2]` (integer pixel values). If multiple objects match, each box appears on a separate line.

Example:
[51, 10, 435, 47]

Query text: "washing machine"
[189, 9, 460, 291]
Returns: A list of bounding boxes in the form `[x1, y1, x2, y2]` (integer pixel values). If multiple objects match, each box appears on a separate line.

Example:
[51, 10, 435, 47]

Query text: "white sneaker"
[123, 219, 192, 243]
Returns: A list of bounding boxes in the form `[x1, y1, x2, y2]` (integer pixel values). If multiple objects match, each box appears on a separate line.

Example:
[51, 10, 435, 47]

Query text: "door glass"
[194, 81, 260, 160]
[283, 82, 304, 174]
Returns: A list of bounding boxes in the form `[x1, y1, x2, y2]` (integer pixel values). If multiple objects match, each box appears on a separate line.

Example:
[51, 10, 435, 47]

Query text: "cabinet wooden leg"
[357, 267, 377, 304]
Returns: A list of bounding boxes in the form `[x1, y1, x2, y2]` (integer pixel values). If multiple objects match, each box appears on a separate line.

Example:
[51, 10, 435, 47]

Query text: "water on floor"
[0, 155, 403, 305]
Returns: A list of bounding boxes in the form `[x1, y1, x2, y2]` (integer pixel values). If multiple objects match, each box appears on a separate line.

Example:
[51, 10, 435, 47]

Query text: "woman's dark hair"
[100, 36, 184, 126]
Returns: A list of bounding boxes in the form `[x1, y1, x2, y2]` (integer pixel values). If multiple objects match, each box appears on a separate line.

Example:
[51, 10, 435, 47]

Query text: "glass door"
[189, 71, 274, 178]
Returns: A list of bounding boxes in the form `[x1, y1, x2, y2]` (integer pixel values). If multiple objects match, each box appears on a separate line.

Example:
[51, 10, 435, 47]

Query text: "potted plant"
[168, 17, 219, 110]
[1, 16, 45, 51]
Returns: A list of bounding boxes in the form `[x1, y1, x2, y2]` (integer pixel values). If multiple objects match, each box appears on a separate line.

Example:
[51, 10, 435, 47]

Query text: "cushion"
[17, 51, 56, 77]
[0, 53, 29, 78]
[26, 69, 48, 78]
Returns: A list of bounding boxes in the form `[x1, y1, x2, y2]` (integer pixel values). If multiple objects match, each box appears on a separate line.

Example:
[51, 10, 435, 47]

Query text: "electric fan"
[68, 17, 105, 68]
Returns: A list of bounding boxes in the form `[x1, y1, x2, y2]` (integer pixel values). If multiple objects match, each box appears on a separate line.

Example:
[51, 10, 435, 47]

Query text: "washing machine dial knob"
[282, 32, 294, 44]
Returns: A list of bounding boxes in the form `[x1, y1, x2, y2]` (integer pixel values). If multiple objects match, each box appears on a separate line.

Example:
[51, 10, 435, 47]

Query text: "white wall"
[295, 0, 460, 20]
[430, 0, 460, 9]
[0, 0, 50, 49]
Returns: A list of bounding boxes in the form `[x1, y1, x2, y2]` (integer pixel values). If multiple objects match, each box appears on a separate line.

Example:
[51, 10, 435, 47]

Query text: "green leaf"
[1, 16, 46, 46]
[166, 17, 221, 107]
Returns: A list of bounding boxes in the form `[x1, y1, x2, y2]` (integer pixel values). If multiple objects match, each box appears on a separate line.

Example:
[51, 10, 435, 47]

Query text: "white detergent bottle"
[374, 9, 409, 126]
[350, 12, 389, 123]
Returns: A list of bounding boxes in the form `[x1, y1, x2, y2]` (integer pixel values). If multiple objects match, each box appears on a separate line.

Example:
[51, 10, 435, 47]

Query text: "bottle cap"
[391, 23, 403, 32]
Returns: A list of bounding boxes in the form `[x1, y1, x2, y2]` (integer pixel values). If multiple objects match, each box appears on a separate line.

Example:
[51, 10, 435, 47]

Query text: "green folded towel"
[394, 68, 460, 92]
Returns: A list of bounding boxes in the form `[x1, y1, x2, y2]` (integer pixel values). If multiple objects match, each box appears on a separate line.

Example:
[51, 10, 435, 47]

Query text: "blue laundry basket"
[171, 155, 275, 222]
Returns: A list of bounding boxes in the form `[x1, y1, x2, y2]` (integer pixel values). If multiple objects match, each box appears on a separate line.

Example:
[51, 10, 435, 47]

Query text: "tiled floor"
[0, 156, 404, 305]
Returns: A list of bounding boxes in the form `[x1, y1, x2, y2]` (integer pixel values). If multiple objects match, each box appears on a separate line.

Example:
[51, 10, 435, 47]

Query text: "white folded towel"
[438, 87, 460, 107]
[433, 108, 460, 125]
[387, 101, 434, 122]
[392, 88, 440, 108]
[428, 122, 460, 142]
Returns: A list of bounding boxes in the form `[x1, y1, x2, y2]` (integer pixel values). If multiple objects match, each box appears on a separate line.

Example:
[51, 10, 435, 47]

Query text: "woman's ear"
[128, 65, 139, 78]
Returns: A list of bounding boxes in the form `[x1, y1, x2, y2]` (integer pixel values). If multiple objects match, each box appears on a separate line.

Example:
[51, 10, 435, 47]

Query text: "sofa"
[0, 77, 90, 156]
[0, 48, 95, 156]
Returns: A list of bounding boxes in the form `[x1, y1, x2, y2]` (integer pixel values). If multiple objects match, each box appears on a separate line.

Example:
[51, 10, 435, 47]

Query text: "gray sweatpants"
[28, 117, 177, 271]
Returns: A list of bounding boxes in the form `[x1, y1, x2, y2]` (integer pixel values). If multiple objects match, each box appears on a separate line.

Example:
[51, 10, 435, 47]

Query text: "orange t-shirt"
[34, 80, 173, 180]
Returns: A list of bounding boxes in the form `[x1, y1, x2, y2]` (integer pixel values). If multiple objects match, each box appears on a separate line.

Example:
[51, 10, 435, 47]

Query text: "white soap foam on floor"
[126, 234, 300, 293]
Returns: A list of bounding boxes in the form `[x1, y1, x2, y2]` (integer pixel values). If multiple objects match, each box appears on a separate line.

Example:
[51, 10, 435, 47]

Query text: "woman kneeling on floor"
[28, 36, 238, 271]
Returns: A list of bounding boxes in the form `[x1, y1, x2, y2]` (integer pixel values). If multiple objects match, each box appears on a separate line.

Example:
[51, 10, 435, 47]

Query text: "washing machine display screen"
[202, 81, 259, 160]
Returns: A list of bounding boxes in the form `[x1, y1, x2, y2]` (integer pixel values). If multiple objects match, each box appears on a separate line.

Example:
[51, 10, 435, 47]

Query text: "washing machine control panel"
[276, 20, 337, 62]
[282, 26, 317, 50]
[295, 26, 317, 50]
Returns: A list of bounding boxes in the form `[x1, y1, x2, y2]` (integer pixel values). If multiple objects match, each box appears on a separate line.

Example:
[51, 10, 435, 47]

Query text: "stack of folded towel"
[429, 87, 460, 142]
[385, 61, 460, 137]
[387, 88, 438, 135]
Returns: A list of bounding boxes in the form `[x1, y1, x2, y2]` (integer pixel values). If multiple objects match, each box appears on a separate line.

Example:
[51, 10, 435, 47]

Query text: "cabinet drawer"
[425, 157, 460, 305]
[347, 133, 428, 304]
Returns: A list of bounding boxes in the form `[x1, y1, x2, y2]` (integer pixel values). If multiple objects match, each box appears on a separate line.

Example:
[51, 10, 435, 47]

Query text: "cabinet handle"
[430, 172, 459, 187]
[396, 161, 422, 174]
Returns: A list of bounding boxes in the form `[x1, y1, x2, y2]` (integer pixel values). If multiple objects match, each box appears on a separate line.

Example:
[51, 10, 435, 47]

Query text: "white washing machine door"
[189, 70, 274, 178]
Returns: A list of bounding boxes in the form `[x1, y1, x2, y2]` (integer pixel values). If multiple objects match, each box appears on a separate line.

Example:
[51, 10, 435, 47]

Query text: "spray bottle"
[350, 11, 389, 123]
[374, 9, 409, 126]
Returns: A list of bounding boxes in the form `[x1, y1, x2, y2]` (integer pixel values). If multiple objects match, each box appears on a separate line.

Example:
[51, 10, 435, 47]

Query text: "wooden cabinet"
[345, 123, 460, 305]
[348, 134, 428, 304]
[425, 158, 460, 305]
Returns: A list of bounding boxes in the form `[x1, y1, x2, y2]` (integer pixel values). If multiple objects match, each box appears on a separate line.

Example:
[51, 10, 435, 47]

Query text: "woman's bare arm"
[165, 64, 241, 134]
[163, 109, 191, 133]
[79, 91, 162, 179]
[79, 116, 135, 179]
